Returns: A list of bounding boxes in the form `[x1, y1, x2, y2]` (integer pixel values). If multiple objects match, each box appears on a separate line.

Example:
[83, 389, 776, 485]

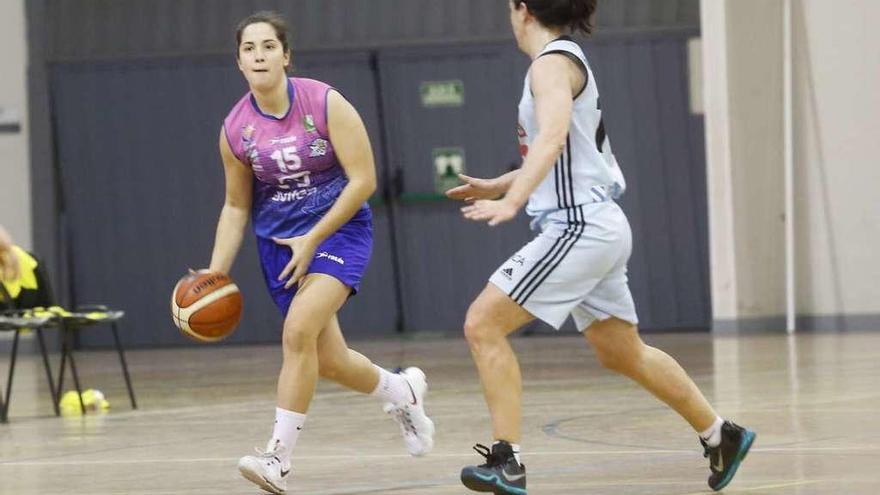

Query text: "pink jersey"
[223, 77, 369, 239]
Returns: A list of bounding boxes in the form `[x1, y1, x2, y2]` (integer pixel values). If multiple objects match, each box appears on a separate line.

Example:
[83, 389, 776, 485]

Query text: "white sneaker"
[383, 367, 435, 456]
[237, 439, 291, 494]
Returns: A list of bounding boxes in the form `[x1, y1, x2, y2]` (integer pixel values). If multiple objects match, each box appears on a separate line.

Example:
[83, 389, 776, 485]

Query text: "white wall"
[0, 0, 32, 250]
[727, 0, 786, 319]
[702, 0, 880, 328]
[702, 0, 785, 322]
[793, 0, 880, 316]
[700, 0, 739, 320]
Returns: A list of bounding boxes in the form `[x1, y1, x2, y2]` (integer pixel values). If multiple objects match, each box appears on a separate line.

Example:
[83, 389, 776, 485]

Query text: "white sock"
[699, 417, 724, 448]
[271, 407, 307, 456]
[493, 440, 522, 465]
[369, 365, 410, 404]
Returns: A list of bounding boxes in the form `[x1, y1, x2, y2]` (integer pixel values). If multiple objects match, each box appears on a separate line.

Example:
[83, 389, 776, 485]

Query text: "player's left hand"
[461, 199, 519, 226]
[0, 249, 19, 282]
[273, 235, 319, 289]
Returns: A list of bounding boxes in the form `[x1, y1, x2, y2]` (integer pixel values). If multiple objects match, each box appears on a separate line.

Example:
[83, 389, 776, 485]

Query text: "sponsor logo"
[316, 251, 345, 265]
[502, 467, 525, 482]
[270, 187, 317, 202]
[405, 380, 418, 405]
[511, 255, 525, 266]
[242, 123, 256, 141]
[192, 275, 222, 294]
[269, 135, 297, 145]
[712, 455, 724, 472]
[501, 267, 514, 279]
[309, 138, 328, 157]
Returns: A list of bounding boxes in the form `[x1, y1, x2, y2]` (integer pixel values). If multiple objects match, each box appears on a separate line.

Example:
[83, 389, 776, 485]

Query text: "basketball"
[171, 271, 242, 342]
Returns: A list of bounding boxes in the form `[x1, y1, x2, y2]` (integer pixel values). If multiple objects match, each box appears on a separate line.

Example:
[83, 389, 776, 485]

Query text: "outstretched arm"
[446, 170, 521, 201]
[462, 55, 574, 226]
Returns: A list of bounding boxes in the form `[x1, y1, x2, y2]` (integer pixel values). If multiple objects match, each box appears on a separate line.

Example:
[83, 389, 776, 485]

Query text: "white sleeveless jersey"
[518, 38, 626, 219]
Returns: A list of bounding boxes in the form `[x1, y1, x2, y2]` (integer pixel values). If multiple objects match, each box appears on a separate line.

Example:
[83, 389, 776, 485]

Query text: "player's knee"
[463, 305, 497, 348]
[587, 327, 643, 374]
[594, 346, 628, 373]
[463, 315, 483, 346]
[282, 323, 319, 355]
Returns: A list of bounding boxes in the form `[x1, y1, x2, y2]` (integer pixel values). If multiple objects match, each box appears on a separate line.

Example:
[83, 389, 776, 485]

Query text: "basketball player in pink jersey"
[203, 12, 433, 494]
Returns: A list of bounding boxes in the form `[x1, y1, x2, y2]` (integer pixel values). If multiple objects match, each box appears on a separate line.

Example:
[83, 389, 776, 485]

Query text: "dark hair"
[513, 0, 598, 35]
[235, 11, 291, 54]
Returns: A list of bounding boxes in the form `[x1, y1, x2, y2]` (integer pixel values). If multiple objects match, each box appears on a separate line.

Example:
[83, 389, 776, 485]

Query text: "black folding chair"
[0, 255, 137, 422]
[0, 289, 57, 422]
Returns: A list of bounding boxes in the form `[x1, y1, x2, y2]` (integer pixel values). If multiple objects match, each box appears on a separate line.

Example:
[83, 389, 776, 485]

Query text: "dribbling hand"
[273, 235, 318, 289]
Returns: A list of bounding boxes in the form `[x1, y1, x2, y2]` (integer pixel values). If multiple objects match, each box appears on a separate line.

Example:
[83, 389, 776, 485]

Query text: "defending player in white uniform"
[450, 1, 755, 494]
[491, 35, 638, 333]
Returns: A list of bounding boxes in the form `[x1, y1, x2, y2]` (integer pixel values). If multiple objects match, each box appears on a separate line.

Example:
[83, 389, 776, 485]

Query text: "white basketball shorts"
[489, 201, 639, 330]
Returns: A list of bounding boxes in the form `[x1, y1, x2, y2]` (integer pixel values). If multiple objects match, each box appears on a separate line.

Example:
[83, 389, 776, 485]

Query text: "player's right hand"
[445, 174, 504, 201]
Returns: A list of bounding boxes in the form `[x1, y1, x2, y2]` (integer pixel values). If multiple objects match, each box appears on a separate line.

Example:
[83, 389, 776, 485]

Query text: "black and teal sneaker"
[461, 441, 526, 494]
[702, 421, 756, 491]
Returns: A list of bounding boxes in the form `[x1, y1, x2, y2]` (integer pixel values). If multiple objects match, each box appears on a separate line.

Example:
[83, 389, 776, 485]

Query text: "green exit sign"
[420, 80, 465, 108]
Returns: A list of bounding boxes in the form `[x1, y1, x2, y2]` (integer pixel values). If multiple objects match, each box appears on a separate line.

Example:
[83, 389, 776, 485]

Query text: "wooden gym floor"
[1, 330, 878, 494]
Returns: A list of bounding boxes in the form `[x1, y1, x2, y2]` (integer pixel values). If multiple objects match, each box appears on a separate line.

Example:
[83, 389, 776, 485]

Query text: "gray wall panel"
[377, 43, 533, 332]
[395, 204, 532, 333]
[44, 0, 700, 61]
[597, 36, 709, 330]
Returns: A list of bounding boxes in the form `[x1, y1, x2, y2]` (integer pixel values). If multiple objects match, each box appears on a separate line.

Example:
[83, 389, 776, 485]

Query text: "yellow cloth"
[0, 246, 38, 299]
[24, 306, 73, 318]
[23, 306, 116, 320]
[59, 389, 111, 415]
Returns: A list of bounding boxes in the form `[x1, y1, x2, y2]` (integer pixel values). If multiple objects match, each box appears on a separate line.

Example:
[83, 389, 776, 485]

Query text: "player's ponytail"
[513, 0, 598, 36]
[568, 0, 595, 35]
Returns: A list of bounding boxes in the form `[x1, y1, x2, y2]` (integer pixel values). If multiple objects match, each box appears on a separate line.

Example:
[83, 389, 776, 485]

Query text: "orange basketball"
[171, 271, 242, 342]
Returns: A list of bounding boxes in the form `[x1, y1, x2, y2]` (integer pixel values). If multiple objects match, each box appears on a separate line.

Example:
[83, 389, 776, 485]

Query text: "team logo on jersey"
[241, 124, 256, 143]
[303, 114, 316, 133]
[309, 138, 328, 157]
[241, 124, 259, 165]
